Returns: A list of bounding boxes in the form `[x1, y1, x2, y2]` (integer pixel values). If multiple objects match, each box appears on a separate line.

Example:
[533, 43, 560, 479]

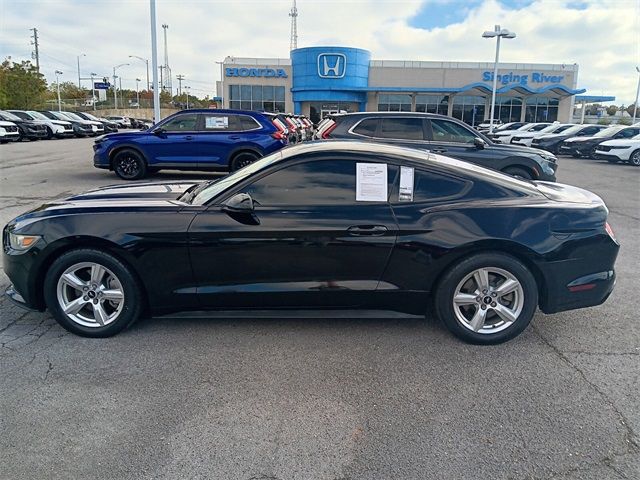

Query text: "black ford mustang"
[3, 141, 618, 344]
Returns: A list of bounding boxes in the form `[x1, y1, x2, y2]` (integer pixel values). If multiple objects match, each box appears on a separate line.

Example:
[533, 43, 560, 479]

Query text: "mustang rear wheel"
[434, 253, 538, 344]
[44, 249, 143, 337]
[113, 149, 147, 180]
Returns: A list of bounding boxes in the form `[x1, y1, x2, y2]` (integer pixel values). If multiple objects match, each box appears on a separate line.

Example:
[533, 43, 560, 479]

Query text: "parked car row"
[0, 111, 155, 143]
[265, 113, 313, 143]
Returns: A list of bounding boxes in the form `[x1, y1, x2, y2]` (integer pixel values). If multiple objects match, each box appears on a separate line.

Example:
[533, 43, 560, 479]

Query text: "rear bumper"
[541, 270, 616, 314]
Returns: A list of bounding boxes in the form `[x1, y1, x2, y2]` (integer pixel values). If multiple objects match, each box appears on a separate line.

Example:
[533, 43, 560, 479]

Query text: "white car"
[511, 123, 574, 147]
[0, 120, 20, 143]
[106, 116, 132, 128]
[491, 122, 551, 144]
[594, 133, 640, 166]
[9, 110, 74, 139]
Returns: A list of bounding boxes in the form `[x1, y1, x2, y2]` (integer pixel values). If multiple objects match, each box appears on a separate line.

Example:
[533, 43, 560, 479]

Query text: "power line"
[176, 74, 185, 96]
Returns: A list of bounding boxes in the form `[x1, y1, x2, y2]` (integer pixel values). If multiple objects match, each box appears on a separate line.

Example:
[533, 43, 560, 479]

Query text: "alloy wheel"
[116, 155, 141, 178]
[56, 262, 125, 328]
[630, 151, 640, 166]
[452, 267, 524, 334]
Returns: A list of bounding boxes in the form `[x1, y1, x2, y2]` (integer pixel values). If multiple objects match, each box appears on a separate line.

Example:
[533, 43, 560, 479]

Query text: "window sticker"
[399, 166, 414, 202]
[205, 116, 228, 129]
[356, 163, 387, 202]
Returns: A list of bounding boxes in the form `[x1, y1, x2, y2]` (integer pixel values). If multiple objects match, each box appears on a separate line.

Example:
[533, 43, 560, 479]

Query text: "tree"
[626, 103, 638, 117]
[606, 105, 618, 116]
[49, 81, 87, 100]
[585, 103, 601, 115]
[0, 58, 48, 109]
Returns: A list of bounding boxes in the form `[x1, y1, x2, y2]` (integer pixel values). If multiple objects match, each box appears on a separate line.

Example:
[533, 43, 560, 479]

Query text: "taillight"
[321, 122, 337, 139]
[271, 120, 287, 141]
[605, 222, 617, 243]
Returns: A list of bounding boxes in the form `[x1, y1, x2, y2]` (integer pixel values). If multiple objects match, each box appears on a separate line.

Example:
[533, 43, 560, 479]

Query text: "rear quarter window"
[352, 118, 378, 137]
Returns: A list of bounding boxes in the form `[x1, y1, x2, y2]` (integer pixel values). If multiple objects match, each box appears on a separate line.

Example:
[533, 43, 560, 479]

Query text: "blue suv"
[93, 109, 288, 180]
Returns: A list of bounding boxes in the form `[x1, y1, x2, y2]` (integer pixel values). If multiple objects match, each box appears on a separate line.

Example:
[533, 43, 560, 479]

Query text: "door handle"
[431, 148, 447, 153]
[184, 135, 194, 140]
[229, 135, 241, 140]
[347, 225, 388, 236]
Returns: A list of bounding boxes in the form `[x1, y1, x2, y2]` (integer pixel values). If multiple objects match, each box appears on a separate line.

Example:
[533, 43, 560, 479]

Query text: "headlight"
[539, 152, 557, 163]
[9, 233, 40, 251]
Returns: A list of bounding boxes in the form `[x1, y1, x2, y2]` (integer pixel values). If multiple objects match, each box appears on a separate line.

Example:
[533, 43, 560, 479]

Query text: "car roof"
[331, 111, 452, 121]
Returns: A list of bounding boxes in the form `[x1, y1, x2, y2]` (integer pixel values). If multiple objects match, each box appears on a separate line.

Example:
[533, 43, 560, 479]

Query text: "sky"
[0, 0, 638, 103]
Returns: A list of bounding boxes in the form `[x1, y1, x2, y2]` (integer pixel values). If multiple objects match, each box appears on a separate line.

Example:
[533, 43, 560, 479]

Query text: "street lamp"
[482, 25, 516, 133]
[112, 63, 129, 110]
[90, 72, 97, 111]
[633, 66, 640, 124]
[184, 86, 191, 109]
[77, 53, 86, 89]
[55, 70, 63, 111]
[215, 61, 224, 107]
[135, 78, 141, 108]
[129, 55, 150, 91]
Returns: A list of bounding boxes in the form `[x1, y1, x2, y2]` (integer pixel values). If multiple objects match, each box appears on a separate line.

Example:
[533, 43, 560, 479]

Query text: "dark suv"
[317, 112, 558, 181]
[93, 109, 288, 180]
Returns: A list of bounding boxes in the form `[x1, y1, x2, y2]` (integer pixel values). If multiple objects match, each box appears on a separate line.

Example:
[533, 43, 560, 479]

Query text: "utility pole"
[289, 0, 298, 51]
[77, 53, 86, 88]
[162, 24, 171, 92]
[176, 74, 184, 97]
[150, 0, 161, 123]
[136, 78, 141, 108]
[90, 72, 97, 111]
[30, 28, 40, 73]
[55, 70, 63, 111]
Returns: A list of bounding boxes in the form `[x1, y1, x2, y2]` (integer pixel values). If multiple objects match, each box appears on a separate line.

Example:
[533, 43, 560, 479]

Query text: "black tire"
[43, 248, 143, 338]
[45, 127, 54, 139]
[502, 166, 533, 180]
[113, 149, 147, 180]
[434, 252, 538, 345]
[230, 151, 259, 171]
[629, 149, 640, 167]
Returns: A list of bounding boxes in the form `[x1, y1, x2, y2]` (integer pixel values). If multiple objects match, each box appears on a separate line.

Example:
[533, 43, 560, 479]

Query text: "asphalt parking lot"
[0, 138, 638, 480]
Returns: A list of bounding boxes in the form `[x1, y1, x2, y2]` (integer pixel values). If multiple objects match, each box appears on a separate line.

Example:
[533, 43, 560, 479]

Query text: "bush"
[597, 118, 612, 125]
[617, 117, 632, 126]
[606, 105, 618, 116]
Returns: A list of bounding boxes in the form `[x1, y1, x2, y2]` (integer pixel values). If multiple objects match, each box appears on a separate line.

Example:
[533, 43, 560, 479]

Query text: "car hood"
[66, 181, 202, 201]
[0, 120, 17, 127]
[98, 130, 149, 141]
[597, 138, 640, 147]
[563, 135, 600, 143]
[488, 142, 549, 157]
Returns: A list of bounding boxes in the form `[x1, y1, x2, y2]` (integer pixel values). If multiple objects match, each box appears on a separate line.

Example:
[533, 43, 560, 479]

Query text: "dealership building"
[217, 46, 600, 125]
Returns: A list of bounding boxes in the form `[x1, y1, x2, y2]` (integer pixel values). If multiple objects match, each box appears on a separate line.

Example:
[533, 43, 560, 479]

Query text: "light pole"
[185, 86, 190, 109]
[136, 78, 141, 108]
[482, 25, 516, 133]
[90, 72, 97, 111]
[150, 0, 161, 123]
[129, 55, 150, 91]
[77, 53, 86, 88]
[55, 70, 63, 111]
[112, 63, 129, 110]
[215, 60, 224, 107]
[633, 66, 640, 124]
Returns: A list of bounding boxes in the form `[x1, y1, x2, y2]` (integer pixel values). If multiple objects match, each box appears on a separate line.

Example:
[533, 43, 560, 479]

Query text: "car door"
[144, 112, 200, 167]
[361, 116, 428, 150]
[188, 157, 399, 308]
[426, 118, 495, 167]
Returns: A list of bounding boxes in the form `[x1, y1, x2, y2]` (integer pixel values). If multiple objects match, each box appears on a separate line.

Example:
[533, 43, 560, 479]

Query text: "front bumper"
[22, 129, 48, 140]
[594, 151, 625, 161]
[0, 134, 20, 142]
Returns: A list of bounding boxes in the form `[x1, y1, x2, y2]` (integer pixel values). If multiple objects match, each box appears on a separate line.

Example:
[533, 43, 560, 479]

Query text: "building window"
[525, 97, 559, 122]
[229, 84, 286, 112]
[496, 96, 523, 123]
[378, 94, 412, 112]
[415, 95, 449, 115]
[451, 95, 485, 127]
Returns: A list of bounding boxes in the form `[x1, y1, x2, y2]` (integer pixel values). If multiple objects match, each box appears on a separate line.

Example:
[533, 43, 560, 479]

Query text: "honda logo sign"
[317, 53, 346, 78]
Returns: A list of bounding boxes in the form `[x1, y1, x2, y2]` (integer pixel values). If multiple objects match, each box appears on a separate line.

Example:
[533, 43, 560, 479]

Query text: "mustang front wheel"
[44, 249, 143, 337]
[435, 253, 538, 344]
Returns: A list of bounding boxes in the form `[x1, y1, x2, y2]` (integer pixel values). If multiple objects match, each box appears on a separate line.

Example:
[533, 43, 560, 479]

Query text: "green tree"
[626, 103, 638, 117]
[49, 81, 87, 100]
[606, 105, 618, 116]
[0, 59, 48, 109]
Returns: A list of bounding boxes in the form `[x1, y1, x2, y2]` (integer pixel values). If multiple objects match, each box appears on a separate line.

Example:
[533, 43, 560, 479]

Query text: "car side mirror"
[153, 127, 165, 135]
[474, 137, 487, 149]
[222, 193, 254, 213]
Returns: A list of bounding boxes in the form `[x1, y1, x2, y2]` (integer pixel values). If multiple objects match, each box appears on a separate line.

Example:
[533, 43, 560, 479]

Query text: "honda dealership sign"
[317, 53, 346, 78]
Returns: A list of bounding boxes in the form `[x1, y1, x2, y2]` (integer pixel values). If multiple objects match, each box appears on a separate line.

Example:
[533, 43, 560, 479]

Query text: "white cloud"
[0, 0, 638, 103]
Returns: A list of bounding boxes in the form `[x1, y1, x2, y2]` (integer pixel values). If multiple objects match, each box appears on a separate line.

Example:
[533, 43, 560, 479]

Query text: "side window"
[617, 128, 639, 138]
[238, 115, 260, 131]
[352, 118, 378, 137]
[242, 160, 360, 206]
[582, 127, 600, 135]
[201, 114, 234, 131]
[429, 119, 476, 144]
[378, 118, 424, 140]
[530, 124, 548, 132]
[414, 169, 468, 202]
[162, 114, 198, 131]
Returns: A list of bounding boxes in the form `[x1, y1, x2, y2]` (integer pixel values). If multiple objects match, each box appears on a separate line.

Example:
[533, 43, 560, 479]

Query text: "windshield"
[83, 113, 99, 121]
[540, 123, 570, 133]
[594, 126, 623, 137]
[190, 151, 284, 205]
[27, 111, 49, 120]
[555, 125, 585, 136]
[63, 112, 83, 121]
[0, 111, 22, 121]
[50, 111, 71, 121]
[494, 123, 515, 132]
